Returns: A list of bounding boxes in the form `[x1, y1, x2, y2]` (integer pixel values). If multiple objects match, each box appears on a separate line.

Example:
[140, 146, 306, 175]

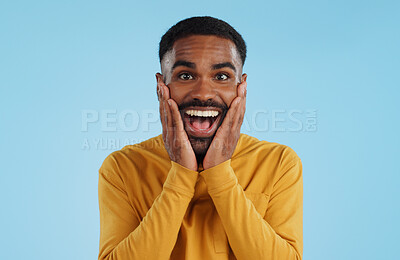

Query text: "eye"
[178, 73, 194, 80]
[215, 73, 229, 81]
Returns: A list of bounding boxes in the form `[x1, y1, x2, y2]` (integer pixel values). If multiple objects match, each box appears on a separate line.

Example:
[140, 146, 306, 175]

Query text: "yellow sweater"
[98, 134, 303, 260]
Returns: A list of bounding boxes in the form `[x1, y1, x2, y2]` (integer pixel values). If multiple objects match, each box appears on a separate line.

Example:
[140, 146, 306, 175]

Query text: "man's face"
[157, 35, 247, 159]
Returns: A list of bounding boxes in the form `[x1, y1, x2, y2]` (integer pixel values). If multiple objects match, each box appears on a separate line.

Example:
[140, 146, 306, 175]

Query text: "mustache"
[178, 99, 228, 111]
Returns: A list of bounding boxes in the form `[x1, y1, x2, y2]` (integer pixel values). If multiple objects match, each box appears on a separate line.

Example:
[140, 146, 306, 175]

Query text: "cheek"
[168, 83, 238, 106]
[217, 88, 237, 107]
[167, 84, 187, 103]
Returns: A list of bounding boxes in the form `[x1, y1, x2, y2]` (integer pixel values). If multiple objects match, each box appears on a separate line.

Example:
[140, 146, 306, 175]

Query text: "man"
[98, 16, 303, 260]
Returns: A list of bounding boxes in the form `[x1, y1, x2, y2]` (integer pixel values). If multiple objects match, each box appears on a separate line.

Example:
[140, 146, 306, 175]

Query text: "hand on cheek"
[203, 81, 247, 170]
[157, 78, 198, 171]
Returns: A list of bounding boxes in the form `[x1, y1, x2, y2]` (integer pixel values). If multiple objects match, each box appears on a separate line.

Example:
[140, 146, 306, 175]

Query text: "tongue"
[191, 117, 211, 130]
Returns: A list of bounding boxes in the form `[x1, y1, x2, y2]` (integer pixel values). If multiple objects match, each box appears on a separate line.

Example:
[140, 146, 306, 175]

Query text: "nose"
[190, 78, 216, 101]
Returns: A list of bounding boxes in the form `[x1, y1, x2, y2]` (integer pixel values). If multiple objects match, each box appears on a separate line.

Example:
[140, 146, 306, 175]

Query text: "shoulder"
[239, 134, 302, 183]
[99, 135, 168, 175]
[234, 134, 301, 168]
[231, 134, 302, 193]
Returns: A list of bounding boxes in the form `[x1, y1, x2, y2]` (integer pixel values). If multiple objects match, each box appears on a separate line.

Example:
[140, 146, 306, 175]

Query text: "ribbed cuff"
[163, 161, 199, 198]
[199, 160, 238, 195]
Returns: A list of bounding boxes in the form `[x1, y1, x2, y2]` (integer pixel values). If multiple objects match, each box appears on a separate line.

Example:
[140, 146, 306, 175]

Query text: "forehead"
[169, 35, 241, 66]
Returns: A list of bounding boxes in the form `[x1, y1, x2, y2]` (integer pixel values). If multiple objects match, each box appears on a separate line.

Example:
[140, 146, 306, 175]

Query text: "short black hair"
[159, 16, 247, 66]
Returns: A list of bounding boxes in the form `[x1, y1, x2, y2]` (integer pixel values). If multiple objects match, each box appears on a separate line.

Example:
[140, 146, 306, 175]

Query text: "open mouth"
[181, 107, 223, 138]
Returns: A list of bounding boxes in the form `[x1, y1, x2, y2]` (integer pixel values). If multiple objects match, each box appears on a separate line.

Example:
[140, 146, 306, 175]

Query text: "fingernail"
[167, 100, 172, 106]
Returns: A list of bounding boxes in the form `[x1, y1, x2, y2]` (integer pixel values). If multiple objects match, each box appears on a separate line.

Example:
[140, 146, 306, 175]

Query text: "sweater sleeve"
[199, 157, 303, 260]
[98, 161, 198, 260]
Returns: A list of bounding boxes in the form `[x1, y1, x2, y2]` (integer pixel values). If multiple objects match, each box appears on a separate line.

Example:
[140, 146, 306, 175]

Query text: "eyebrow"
[211, 62, 236, 72]
[172, 60, 196, 71]
[171, 60, 237, 72]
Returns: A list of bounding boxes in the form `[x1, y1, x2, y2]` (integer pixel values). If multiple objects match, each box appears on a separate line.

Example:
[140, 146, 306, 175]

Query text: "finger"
[159, 97, 164, 124]
[231, 81, 247, 127]
[168, 99, 185, 132]
[157, 80, 166, 127]
[232, 96, 246, 128]
[229, 97, 242, 128]
[237, 81, 247, 98]
[158, 81, 174, 133]
[159, 81, 170, 101]
[164, 84, 171, 100]
[160, 100, 168, 144]
[158, 81, 170, 138]
[158, 83, 164, 118]
[157, 83, 161, 101]
[160, 100, 168, 137]
[158, 82, 165, 126]
[215, 96, 242, 137]
[164, 98, 173, 135]
[235, 82, 247, 125]
[156, 76, 164, 101]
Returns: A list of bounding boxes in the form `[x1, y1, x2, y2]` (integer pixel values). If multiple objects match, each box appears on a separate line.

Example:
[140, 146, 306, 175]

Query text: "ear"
[155, 73, 164, 100]
[241, 73, 247, 83]
[155, 72, 164, 84]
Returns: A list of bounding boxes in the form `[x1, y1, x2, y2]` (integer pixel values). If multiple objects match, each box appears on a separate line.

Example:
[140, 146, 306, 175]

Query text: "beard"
[178, 99, 228, 162]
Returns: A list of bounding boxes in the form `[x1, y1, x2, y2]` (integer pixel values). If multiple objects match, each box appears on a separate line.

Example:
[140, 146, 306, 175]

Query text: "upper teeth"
[185, 110, 219, 117]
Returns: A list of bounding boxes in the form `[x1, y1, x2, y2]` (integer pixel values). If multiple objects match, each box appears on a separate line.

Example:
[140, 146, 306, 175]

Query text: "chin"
[188, 135, 213, 160]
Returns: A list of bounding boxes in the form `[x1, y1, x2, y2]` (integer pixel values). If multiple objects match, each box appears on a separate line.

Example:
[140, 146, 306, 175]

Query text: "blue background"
[1, 0, 399, 259]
